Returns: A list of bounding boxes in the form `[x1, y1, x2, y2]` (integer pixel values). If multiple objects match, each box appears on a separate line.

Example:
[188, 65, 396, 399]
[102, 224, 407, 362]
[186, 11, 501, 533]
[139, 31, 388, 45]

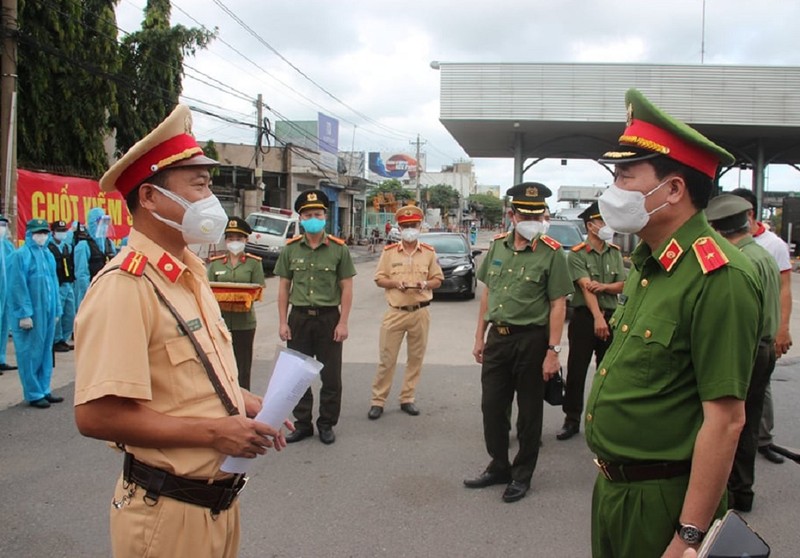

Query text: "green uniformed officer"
[207, 216, 265, 390]
[464, 182, 573, 503]
[705, 194, 780, 513]
[557, 202, 625, 441]
[275, 189, 356, 445]
[585, 89, 763, 558]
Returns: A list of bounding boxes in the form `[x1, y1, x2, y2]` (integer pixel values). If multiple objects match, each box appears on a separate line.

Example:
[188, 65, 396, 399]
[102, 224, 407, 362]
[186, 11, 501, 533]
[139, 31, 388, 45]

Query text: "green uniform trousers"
[591, 473, 726, 558]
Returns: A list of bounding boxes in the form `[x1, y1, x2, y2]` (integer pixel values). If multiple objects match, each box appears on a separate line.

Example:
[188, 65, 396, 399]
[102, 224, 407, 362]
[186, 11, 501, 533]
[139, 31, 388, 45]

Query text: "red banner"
[16, 169, 132, 241]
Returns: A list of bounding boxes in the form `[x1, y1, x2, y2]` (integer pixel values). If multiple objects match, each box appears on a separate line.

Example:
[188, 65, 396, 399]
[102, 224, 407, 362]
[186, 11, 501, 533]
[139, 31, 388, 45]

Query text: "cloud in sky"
[117, 0, 800, 193]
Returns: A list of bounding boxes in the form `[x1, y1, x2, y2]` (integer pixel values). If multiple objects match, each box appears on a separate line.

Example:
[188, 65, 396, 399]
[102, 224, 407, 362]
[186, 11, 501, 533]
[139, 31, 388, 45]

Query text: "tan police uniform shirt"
[374, 242, 444, 307]
[74, 228, 244, 481]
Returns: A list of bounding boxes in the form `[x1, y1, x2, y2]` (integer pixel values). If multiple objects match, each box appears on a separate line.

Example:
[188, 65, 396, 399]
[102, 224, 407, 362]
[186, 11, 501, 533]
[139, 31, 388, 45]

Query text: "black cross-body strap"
[96, 265, 240, 416]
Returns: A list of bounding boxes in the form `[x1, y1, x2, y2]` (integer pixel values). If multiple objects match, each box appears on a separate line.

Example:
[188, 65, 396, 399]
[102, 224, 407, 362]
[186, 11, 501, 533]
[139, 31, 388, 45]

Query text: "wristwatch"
[547, 345, 562, 354]
[677, 523, 706, 546]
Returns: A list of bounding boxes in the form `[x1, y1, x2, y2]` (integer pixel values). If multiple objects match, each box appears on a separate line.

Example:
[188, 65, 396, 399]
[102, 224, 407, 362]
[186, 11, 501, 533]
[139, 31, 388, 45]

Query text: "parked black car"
[419, 232, 480, 299]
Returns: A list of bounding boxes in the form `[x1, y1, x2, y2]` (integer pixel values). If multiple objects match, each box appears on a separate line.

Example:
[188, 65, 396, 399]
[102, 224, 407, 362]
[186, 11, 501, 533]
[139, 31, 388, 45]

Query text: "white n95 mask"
[151, 185, 228, 245]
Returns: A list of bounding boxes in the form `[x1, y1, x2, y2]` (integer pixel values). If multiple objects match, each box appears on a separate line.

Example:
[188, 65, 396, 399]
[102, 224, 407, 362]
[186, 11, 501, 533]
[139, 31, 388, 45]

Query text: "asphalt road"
[1, 234, 798, 557]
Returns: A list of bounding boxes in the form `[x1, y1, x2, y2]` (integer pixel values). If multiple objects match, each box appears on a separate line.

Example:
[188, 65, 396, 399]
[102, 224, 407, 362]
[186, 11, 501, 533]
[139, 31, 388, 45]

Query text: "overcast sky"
[117, 0, 800, 196]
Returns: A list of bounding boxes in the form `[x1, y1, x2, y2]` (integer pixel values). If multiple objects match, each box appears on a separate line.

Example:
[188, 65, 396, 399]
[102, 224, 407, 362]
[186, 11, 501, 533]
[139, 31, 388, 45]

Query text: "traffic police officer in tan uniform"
[585, 89, 763, 558]
[207, 216, 265, 390]
[557, 202, 625, 441]
[367, 204, 443, 420]
[465, 183, 573, 503]
[74, 105, 289, 558]
[705, 194, 781, 512]
[275, 189, 356, 445]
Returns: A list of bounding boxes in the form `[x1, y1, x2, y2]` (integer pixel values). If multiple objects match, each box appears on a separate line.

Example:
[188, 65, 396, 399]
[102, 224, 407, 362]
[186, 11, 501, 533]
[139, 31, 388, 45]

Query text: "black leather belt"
[593, 458, 691, 482]
[392, 301, 431, 312]
[291, 306, 339, 316]
[490, 322, 542, 336]
[123, 453, 247, 514]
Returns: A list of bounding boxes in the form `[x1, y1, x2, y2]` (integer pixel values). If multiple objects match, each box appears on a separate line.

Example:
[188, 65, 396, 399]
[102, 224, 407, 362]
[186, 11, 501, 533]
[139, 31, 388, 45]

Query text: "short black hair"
[125, 169, 173, 214]
[729, 188, 757, 210]
[647, 156, 714, 209]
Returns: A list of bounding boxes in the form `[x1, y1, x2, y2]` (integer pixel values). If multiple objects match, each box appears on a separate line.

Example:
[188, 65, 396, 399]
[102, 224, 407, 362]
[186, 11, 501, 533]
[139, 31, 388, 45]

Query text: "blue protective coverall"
[48, 237, 76, 346]
[73, 208, 116, 311]
[0, 234, 15, 365]
[9, 230, 61, 402]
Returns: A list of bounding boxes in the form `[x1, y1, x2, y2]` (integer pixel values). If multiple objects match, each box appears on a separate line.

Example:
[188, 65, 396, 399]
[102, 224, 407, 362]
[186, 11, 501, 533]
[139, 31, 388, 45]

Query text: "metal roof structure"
[436, 63, 800, 191]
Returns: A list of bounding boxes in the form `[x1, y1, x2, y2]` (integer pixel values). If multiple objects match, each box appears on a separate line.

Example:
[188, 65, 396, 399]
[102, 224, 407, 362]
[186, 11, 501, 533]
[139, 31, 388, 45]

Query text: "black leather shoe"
[463, 470, 511, 489]
[44, 393, 64, 403]
[502, 480, 530, 503]
[318, 427, 336, 445]
[400, 402, 420, 416]
[285, 428, 313, 444]
[29, 398, 51, 409]
[53, 342, 71, 353]
[556, 422, 580, 441]
[758, 445, 785, 464]
[367, 406, 383, 420]
[0, 363, 16, 371]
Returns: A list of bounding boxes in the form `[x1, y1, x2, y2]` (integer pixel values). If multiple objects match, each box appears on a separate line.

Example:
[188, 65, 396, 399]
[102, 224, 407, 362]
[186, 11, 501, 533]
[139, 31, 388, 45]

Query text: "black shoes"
[556, 422, 580, 441]
[758, 445, 785, 464]
[53, 342, 71, 353]
[367, 406, 383, 420]
[29, 398, 51, 409]
[502, 481, 530, 503]
[285, 427, 313, 444]
[0, 363, 16, 371]
[463, 470, 511, 489]
[44, 393, 64, 403]
[318, 427, 335, 445]
[400, 402, 420, 416]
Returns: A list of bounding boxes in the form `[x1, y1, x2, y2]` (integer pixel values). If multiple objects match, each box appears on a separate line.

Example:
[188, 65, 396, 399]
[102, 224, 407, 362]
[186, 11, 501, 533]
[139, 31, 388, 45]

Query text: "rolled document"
[221, 346, 323, 474]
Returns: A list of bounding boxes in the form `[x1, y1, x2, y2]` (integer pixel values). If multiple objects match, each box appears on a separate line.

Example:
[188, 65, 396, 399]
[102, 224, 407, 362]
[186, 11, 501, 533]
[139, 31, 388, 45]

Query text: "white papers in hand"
[221, 347, 323, 474]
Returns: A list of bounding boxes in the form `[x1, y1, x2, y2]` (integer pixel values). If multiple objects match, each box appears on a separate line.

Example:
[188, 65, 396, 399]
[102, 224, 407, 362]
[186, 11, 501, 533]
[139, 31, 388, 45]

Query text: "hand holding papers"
[221, 347, 323, 474]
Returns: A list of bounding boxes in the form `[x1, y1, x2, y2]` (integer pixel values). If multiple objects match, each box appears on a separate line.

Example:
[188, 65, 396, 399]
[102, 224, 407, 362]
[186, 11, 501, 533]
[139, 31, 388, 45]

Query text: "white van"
[244, 206, 300, 273]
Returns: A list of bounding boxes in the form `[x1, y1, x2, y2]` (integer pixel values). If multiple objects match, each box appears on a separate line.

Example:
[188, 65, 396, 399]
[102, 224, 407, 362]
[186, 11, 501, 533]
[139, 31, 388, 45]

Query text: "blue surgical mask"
[301, 218, 326, 234]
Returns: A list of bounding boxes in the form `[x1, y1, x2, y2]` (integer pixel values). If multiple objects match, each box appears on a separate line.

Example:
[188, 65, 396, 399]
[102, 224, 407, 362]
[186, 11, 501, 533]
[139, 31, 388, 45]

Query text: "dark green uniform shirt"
[477, 232, 574, 326]
[274, 235, 356, 307]
[585, 212, 763, 463]
[568, 241, 627, 310]
[206, 253, 265, 331]
[737, 236, 781, 342]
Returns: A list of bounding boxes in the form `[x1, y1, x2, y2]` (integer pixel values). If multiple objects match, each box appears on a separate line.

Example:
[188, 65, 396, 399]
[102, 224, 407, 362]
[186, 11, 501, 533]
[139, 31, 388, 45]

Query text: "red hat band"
[397, 213, 422, 225]
[116, 133, 204, 196]
[619, 119, 720, 178]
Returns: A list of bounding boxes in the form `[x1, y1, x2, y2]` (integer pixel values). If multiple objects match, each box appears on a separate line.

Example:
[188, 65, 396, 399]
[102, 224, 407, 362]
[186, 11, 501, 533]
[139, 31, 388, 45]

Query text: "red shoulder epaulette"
[692, 237, 729, 274]
[571, 241, 586, 252]
[120, 251, 147, 276]
[420, 242, 435, 251]
[245, 253, 262, 261]
[540, 235, 561, 250]
[493, 232, 509, 240]
[383, 242, 398, 251]
[327, 234, 345, 245]
[209, 254, 226, 262]
[286, 235, 303, 245]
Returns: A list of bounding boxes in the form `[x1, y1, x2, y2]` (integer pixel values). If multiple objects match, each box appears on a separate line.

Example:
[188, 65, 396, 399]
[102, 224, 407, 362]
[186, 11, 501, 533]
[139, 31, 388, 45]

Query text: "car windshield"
[420, 234, 467, 254]
[547, 222, 584, 247]
[247, 214, 287, 236]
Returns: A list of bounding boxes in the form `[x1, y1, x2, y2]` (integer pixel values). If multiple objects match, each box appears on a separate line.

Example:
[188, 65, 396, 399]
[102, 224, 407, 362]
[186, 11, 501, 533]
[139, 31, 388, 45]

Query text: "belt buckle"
[308, 309, 319, 316]
[594, 458, 613, 481]
[234, 474, 248, 496]
[496, 325, 510, 335]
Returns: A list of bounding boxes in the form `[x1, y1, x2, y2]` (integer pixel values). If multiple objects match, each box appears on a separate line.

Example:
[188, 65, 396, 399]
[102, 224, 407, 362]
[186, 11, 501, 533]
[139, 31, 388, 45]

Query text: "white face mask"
[515, 220, 545, 241]
[597, 225, 615, 242]
[32, 233, 49, 247]
[400, 227, 419, 243]
[226, 241, 245, 255]
[598, 179, 669, 234]
[541, 220, 551, 234]
[54, 231, 67, 242]
[150, 185, 228, 245]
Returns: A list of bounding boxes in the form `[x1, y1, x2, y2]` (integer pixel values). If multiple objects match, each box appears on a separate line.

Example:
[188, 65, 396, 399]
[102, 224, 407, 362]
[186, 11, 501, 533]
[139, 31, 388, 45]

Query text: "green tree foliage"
[469, 193, 505, 226]
[112, 0, 215, 155]
[18, 0, 120, 176]
[423, 184, 460, 215]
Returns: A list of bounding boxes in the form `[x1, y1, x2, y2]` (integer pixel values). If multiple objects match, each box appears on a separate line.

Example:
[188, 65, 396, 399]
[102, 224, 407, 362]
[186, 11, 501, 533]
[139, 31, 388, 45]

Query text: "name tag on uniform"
[391, 262, 403, 268]
[492, 259, 502, 266]
[178, 318, 203, 336]
[215, 270, 227, 276]
[617, 294, 628, 306]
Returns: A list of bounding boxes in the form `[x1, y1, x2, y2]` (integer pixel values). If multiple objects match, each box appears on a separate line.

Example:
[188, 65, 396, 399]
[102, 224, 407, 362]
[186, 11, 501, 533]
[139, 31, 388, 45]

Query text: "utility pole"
[1, 0, 18, 238]
[410, 133, 426, 204]
[254, 93, 263, 208]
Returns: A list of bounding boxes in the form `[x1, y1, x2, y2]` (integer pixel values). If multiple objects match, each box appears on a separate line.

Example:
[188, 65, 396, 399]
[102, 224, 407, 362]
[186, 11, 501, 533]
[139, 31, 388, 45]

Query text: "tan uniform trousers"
[110, 475, 240, 558]
[371, 306, 431, 406]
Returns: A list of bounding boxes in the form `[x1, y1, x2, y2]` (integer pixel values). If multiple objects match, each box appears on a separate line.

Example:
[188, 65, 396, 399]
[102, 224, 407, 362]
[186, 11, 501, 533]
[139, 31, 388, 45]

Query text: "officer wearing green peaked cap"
[586, 89, 763, 557]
